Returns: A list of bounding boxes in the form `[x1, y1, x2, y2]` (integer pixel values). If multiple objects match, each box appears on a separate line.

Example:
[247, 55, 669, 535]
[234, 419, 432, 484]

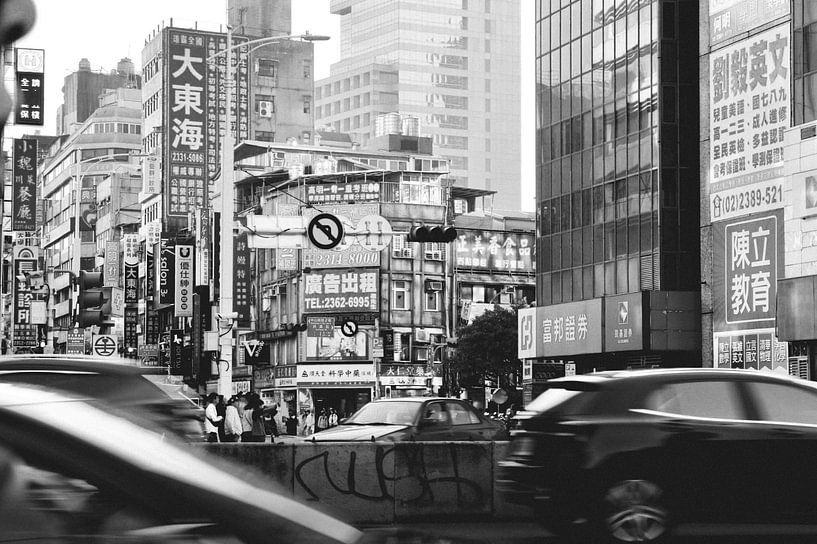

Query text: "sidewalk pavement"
[360, 520, 551, 543]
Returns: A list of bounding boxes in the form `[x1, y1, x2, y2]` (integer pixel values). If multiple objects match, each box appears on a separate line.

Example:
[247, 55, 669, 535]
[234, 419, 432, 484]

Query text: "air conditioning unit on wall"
[414, 328, 430, 343]
[259, 100, 274, 118]
[425, 280, 443, 292]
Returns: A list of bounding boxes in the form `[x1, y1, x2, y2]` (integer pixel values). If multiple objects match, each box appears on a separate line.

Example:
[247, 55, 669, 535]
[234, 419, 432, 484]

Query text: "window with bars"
[392, 234, 413, 259]
[424, 242, 444, 260]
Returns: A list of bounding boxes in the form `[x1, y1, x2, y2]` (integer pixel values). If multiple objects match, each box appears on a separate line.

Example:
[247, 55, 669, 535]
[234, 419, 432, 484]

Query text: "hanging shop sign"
[12, 138, 37, 232]
[298, 363, 376, 386]
[14, 48, 44, 125]
[709, 0, 789, 46]
[234, 230, 251, 327]
[174, 244, 194, 317]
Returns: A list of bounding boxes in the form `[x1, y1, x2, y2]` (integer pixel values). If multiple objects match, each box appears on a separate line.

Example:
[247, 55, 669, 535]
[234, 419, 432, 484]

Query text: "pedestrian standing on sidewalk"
[317, 408, 329, 432]
[301, 409, 315, 436]
[224, 396, 242, 442]
[328, 407, 339, 427]
[204, 393, 222, 443]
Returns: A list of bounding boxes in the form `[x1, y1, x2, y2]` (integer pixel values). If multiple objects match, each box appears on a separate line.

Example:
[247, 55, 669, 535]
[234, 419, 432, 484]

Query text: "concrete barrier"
[203, 441, 533, 524]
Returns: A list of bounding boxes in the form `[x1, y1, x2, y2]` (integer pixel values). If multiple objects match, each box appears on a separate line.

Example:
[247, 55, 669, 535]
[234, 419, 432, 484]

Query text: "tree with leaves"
[451, 306, 521, 391]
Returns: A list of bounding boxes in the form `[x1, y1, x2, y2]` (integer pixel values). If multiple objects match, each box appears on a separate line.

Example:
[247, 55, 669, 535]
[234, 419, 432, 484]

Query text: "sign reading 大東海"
[163, 28, 249, 218]
[455, 230, 534, 272]
[709, 25, 790, 196]
[712, 209, 783, 331]
[709, 0, 789, 46]
[303, 269, 379, 313]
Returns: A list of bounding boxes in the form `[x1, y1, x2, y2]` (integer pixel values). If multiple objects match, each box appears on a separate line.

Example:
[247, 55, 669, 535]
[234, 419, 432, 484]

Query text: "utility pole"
[218, 6, 236, 397]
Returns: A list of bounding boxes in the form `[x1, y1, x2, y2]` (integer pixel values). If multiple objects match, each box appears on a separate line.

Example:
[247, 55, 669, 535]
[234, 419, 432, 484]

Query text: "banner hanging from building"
[124, 307, 138, 354]
[78, 187, 97, 232]
[709, 25, 790, 198]
[714, 328, 787, 372]
[713, 209, 783, 333]
[174, 244, 194, 317]
[13, 246, 37, 327]
[234, 230, 251, 327]
[104, 240, 120, 287]
[12, 138, 37, 232]
[195, 207, 211, 286]
[14, 48, 44, 125]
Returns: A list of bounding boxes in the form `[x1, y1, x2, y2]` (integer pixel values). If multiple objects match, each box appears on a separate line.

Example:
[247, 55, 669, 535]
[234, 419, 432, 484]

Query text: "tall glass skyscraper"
[527, 0, 701, 371]
[315, 0, 522, 211]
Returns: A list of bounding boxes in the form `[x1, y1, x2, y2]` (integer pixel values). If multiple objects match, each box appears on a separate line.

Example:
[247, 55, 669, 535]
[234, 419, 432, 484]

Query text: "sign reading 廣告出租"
[303, 269, 379, 313]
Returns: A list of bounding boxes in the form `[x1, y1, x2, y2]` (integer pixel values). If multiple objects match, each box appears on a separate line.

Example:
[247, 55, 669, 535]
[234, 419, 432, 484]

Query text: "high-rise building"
[314, 0, 522, 212]
[522, 0, 701, 377]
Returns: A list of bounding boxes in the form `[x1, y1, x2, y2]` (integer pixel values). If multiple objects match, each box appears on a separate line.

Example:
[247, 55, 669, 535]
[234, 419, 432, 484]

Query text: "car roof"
[548, 367, 809, 387]
[369, 397, 462, 403]
[0, 355, 144, 375]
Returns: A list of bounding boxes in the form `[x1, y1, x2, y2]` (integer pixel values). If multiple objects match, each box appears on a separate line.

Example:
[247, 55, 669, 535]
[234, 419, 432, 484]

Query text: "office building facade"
[524, 0, 701, 373]
[315, 0, 522, 211]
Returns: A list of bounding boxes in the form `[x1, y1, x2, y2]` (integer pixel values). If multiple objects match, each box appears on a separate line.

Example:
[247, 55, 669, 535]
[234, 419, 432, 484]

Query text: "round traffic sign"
[340, 319, 358, 337]
[307, 213, 345, 250]
[93, 335, 117, 357]
[354, 214, 394, 252]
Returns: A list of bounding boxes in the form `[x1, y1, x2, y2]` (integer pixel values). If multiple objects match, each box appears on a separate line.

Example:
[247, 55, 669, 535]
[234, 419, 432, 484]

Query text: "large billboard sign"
[12, 139, 37, 232]
[455, 230, 534, 272]
[305, 181, 380, 205]
[709, 25, 790, 201]
[517, 300, 603, 358]
[713, 209, 783, 332]
[709, 0, 790, 46]
[303, 269, 379, 313]
[163, 28, 249, 219]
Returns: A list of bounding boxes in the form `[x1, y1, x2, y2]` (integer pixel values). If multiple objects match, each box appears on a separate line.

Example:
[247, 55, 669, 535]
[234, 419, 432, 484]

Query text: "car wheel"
[598, 479, 669, 543]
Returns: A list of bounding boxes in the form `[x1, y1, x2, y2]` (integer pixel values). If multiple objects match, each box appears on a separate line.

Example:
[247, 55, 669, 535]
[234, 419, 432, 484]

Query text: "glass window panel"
[615, 136, 627, 177]
[583, 149, 594, 188]
[628, 133, 639, 173]
[593, 144, 605, 183]
[639, 4, 652, 48]
[592, 28, 604, 66]
[561, 46, 571, 84]
[629, 257, 640, 291]
[571, 229, 582, 267]
[562, 157, 573, 194]
[628, 219, 640, 256]
[541, 273, 552, 306]
[583, 0, 594, 35]
[562, 269, 573, 302]
[604, 222, 616, 260]
[605, 261, 616, 294]
[552, 160, 562, 196]
[552, 271, 563, 304]
[561, 194, 572, 230]
[594, 224, 604, 261]
[571, 40, 582, 79]
[604, 140, 615, 179]
[593, 186, 605, 224]
[584, 266, 594, 298]
[572, 192, 582, 229]
[604, 181, 616, 222]
[616, 219, 627, 257]
[572, 2, 582, 38]
[561, 7, 571, 43]
[616, 258, 628, 293]
[552, 232, 562, 269]
[595, 263, 605, 297]
[582, 226, 593, 265]
[552, 11, 562, 49]
[640, 214, 652, 253]
[615, 99, 627, 138]
[573, 268, 583, 300]
[615, 17, 626, 58]
[807, 28, 817, 75]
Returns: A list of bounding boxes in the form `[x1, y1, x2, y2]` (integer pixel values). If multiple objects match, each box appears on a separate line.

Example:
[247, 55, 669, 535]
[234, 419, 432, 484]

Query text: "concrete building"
[39, 86, 143, 350]
[56, 57, 141, 136]
[523, 0, 701, 377]
[314, 0, 522, 212]
[231, 137, 533, 431]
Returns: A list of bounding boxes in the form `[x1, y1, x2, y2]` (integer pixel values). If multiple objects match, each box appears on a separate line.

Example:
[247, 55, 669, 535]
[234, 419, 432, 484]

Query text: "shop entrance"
[311, 388, 372, 419]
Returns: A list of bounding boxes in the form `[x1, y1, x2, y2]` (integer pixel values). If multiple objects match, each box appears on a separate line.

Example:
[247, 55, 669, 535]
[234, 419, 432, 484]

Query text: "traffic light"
[77, 271, 107, 328]
[407, 224, 458, 243]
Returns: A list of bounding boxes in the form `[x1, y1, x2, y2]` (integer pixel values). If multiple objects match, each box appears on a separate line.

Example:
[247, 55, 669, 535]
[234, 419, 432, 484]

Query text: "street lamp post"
[207, 10, 329, 396]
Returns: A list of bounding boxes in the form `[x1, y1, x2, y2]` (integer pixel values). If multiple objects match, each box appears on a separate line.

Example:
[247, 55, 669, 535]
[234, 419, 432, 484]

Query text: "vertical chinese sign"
[14, 48, 44, 125]
[12, 139, 37, 232]
[709, 25, 790, 222]
[713, 210, 786, 371]
[123, 234, 139, 356]
[13, 247, 38, 351]
[234, 231, 251, 327]
[174, 244, 194, 317]
[164, 29, 208, 220]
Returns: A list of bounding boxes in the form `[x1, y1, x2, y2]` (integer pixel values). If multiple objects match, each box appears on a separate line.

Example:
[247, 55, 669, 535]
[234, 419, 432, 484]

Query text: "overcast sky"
[8, 0, 534, 210]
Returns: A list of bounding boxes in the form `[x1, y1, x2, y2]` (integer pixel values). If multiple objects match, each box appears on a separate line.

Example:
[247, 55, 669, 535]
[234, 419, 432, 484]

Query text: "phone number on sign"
[304, 296, 376, 311]
[716, 184, 783, 215]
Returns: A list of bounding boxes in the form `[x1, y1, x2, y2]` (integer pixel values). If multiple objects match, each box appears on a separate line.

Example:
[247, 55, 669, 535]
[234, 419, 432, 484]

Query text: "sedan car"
[0, 355, 204, 440]
[0, 382, 362, 543]
[497, 368, 817, 542]
[307, 397, 507, 442]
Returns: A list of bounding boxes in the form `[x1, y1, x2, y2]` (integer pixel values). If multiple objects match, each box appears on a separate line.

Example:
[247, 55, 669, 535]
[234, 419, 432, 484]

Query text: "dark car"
[307, 397, 508, 442]
[0, 355, 204, 440]
[497, 368, 817, 542]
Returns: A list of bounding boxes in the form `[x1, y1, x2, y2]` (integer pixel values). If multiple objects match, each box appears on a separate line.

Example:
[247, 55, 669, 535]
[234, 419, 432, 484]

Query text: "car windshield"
[344, 401, 418, 425]
[527, 382, 601, 415]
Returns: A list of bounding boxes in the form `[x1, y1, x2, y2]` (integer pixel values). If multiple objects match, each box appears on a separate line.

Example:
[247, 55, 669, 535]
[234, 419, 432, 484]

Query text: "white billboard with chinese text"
[713, 209, 783, 332]
[709, 25, 790, 195]
[303, 269, 379, 313]
[527, 300, 603, 358]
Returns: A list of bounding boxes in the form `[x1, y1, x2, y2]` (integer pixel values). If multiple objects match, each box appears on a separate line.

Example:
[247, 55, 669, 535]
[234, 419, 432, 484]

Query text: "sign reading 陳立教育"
[174, 245, 194, 317]
[303, 269, 379, 313]
[713, 209, 783, 331]
[14, 48, 44, 125]
[604, 293, 645, 352]
[12, 138, 37, 232]
[709, 0, 789, 46]
[709, 25, 790, 196]
[455, 230, 534, 272]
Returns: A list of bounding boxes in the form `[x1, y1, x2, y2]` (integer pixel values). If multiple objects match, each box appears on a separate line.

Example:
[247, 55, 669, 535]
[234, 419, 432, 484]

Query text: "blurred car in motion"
[0, 381, 363, 543]
[307, 397, 508, 442]
[497, 368, 817, 542]
[0, 355, 203, 440]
